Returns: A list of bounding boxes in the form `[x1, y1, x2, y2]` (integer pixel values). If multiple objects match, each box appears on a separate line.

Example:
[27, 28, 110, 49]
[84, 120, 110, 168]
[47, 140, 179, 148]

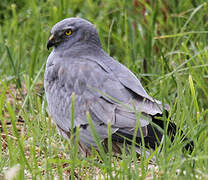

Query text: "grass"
[0, 0, 208, 179]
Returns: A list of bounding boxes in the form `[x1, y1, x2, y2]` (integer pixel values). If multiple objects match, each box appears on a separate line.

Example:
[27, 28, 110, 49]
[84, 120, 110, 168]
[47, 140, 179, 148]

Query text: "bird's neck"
[56, 41, 103, 58]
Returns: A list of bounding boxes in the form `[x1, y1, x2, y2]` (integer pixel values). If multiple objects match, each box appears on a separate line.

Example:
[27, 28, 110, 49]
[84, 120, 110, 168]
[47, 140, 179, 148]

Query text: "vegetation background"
[0, 0, 208, 179]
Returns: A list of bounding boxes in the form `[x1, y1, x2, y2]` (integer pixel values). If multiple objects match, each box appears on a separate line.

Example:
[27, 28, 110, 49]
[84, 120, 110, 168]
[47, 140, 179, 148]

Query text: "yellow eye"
[65, 29, 72, 36]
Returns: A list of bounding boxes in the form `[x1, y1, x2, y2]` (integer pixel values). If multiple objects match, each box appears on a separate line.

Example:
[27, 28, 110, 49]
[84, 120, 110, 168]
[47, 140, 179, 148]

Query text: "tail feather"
[111, 112, 194, 153]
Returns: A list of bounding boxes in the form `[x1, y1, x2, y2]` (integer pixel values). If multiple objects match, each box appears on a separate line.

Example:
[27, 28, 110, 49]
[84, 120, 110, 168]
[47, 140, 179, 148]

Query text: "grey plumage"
[45, 17, 185, 156]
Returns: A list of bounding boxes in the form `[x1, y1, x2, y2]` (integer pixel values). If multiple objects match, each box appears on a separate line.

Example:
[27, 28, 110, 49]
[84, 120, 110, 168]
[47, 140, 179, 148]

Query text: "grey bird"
[45, 17, 193, 156]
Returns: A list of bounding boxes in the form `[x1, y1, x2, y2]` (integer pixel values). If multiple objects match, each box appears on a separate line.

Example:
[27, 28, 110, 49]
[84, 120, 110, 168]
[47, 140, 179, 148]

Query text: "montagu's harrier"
[45, 17, 193, 157]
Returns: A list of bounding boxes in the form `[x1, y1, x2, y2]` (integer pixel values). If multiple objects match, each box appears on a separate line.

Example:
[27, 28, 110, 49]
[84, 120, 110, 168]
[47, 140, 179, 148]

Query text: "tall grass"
[0, 0, 208, 179]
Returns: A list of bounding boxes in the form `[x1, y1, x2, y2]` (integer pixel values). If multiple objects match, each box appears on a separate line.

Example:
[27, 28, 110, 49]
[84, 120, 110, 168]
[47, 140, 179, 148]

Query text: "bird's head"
[47, 17, 101, 50]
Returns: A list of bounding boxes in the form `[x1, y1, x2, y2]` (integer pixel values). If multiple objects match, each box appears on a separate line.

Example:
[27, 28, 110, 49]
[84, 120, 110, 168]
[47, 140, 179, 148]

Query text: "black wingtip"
[183, 138, 194, 153]
[152, 113, 194, 154]
[112, 124, 163, 150]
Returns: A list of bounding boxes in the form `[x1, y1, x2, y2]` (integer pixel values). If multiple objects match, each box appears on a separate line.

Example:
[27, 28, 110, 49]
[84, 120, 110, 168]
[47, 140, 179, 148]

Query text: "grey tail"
[112, 111, 194, 153]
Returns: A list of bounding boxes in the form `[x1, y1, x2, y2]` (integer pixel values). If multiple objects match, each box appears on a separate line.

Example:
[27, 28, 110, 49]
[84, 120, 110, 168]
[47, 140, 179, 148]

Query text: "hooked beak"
[47, 34, 55, 50]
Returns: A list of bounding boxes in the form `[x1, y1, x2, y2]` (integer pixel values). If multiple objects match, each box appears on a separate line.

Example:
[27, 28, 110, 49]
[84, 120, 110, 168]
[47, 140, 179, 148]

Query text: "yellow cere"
[65, 29, 72, 36]
[49, 34, 54, 41]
